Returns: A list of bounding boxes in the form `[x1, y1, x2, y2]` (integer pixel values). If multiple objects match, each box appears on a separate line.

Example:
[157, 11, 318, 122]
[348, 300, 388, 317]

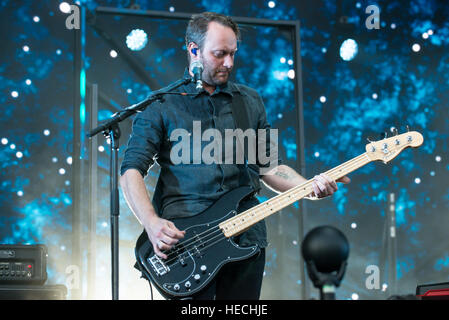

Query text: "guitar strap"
[230, 91, 261, 194]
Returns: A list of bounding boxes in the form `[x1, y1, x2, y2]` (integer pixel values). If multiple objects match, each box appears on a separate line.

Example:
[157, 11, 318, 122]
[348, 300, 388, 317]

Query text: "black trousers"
[187, 247, 266, 300]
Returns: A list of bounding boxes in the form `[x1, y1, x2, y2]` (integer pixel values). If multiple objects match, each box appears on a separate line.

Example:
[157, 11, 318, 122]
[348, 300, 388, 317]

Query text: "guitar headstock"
[365, 130, 424, 163]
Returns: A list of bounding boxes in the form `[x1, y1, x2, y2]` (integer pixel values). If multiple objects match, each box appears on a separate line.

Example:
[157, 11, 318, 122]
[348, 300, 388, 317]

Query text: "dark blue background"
[0, 0, 448, 300]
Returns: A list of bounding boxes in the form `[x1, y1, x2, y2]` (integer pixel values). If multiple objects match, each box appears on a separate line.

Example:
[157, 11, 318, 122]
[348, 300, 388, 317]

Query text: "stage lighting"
[268, 1, 276, 8]
[1, 138, 8, 145]
[339, 39, 358, 61]
[126, 29, 148, 51]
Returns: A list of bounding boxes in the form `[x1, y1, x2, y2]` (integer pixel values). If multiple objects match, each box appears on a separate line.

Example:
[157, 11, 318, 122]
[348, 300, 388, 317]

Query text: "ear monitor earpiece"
[191, 48, 198, 56]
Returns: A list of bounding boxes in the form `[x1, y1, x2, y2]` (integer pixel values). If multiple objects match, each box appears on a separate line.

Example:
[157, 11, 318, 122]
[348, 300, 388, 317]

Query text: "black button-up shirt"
[121, 69, 279, 248]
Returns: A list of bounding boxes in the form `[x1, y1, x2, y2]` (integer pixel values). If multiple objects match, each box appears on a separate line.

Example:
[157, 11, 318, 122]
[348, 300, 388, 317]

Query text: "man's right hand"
[146, 216, 185, 259]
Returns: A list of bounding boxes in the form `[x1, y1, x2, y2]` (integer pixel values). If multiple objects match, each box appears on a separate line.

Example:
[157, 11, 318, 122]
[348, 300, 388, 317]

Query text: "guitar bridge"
[148, 254, 170, 276]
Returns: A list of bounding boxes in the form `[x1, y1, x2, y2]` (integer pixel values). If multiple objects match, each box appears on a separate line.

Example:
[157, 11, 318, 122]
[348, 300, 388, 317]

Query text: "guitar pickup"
[148, 254, 170, 276]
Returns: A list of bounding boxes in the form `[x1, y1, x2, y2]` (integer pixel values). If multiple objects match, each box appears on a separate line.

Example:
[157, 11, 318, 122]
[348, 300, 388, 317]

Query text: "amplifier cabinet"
[0, 244, 48, 285]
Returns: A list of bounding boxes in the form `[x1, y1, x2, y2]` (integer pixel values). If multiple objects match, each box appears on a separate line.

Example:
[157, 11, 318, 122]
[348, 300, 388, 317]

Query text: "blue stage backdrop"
[0, 0, 448, 300]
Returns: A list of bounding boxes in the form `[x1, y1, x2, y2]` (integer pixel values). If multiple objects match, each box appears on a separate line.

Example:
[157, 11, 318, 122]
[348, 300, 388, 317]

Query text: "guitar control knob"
[173, 284, 180, 291]
[194, 274, 201, 282]
[200, 265, 207, 273]
[184, 281, 191, 289]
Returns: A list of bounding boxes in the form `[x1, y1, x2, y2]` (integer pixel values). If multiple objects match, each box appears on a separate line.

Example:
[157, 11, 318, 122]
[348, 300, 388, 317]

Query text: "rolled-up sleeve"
[120, 103, 164, 177]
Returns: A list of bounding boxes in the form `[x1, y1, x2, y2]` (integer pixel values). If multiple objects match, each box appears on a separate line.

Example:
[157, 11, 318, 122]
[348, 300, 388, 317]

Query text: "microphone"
[190, 60, 203, 90]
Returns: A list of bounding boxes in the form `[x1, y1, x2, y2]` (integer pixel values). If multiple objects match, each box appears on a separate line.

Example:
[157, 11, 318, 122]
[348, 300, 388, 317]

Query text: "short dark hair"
[185, 12, 240, 59]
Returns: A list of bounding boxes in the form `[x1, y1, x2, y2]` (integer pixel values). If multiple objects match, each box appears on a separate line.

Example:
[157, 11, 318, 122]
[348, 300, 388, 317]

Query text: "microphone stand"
[86, 76, 193, 300]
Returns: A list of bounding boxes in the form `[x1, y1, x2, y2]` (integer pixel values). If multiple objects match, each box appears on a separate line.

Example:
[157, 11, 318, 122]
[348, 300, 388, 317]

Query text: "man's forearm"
[261, 164, 307, 194]
[120, 169, 158, 227]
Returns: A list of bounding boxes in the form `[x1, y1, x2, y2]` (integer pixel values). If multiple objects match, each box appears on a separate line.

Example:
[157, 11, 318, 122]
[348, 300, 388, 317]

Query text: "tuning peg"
[406, 125, 410, 132]
[390, 126, 399, 136]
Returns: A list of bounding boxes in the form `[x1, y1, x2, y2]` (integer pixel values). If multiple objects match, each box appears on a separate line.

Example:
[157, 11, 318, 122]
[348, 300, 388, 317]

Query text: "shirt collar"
[182, 67, 241, 99]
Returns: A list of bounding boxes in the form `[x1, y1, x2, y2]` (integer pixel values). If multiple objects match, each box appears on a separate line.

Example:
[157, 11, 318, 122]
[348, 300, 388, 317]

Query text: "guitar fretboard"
[219, 152, 371, 238]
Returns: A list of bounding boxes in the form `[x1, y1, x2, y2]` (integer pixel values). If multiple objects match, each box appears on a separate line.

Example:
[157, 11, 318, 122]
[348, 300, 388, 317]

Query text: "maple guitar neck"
[219, 152, 371, 238]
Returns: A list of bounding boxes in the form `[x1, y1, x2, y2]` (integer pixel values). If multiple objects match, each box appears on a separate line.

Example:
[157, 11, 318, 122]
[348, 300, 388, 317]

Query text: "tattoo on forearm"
[274, 170, 291, 180]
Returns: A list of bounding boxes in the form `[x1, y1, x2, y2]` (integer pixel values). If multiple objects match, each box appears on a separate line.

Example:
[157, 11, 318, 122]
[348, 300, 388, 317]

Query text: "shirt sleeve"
[120, 103, 164, 177]
[253, 92, 282, 175]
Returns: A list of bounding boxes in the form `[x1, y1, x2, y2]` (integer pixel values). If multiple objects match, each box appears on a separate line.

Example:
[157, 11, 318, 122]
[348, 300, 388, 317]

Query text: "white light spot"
[268, 1, 276, 8]
[1, 138, 8, 145]
[10, 144, 16, 150]
[43, 129, 50, 136]
[280, 57, 286, 63]
[52, 157, 58, 163]
[414, 177, 421, 184]
[110, 50, 118, 58]
[169, 6, 175, 12]
[33, 16, 40, 22]
[287, 59, 293, 65]
[59, 168, 66, 175]
[66, 156, 72, 165]
[11, 91, 19, 98]
[339, 39, 358, 61]
[319, 96, 326, 103]
[59, 2, 71, 13]
[56, 49, 62, 55]
[430, 171, 435, 176]
[372, 93, 378, 99]
[435, 155, 441, 162]
[412, 43, 421, 52]
[16, 151, 23, 158]
[98, 145, 105, 152]
[351, 293, 359, 300]
[22, 45, 30, 52]
[25, 79, 32, 85]
[314, 151, 320, 158]
[287, 69, 295, 79]
[427, 29, 433, 35]
[422, 32, 429, 39]
[351, 222, 357, 229]
[390, 23, 396, 29]
[17, 190, 24, 197]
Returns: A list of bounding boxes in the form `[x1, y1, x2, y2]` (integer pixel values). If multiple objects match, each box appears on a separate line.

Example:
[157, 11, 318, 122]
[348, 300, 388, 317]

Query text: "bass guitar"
[135, 130, 423, 299]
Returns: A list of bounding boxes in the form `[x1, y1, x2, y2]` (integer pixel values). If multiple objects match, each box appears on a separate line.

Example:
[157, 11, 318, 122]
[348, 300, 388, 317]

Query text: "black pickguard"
[134, 186, 260, 299]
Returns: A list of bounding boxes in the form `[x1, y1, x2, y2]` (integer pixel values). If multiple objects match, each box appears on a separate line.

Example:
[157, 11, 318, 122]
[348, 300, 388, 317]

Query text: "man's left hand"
[309, 173, 351, 199]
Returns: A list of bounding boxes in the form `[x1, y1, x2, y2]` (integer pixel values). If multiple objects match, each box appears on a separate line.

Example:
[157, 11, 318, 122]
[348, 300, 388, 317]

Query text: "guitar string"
[157, 154, 371, 267]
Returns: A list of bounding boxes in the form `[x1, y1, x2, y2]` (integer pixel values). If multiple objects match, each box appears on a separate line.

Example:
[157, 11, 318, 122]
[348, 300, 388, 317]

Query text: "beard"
[202, 65, 232, 86]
